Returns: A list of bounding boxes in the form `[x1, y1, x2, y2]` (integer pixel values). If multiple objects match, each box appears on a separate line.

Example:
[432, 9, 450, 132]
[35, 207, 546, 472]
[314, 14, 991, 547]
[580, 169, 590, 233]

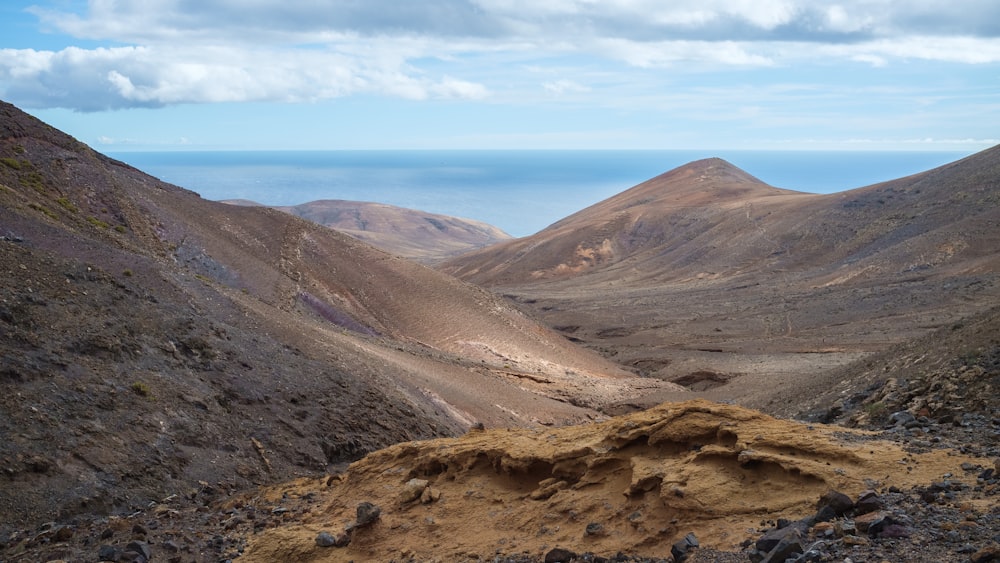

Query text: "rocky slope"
[225, 198, 511, 263]
[440, 150, 1000, 409]
[0, 100, 683, 536]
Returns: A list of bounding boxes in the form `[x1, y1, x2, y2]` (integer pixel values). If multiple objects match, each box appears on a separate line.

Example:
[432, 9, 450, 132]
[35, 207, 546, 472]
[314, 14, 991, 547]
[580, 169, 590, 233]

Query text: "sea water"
[109, 150, 973, 237]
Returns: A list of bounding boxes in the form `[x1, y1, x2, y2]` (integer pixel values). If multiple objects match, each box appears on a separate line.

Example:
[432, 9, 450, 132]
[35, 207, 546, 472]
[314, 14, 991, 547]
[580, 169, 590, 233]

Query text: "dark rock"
[671, 532, 699, 562]
[813, 505, 837, 524]
[544, 547, 577, 562]
[585, 522, 605, 536]
[878, 523, 911, 538]
[356, 501, 381, 527]
[889, 411, 916, 427]
[126, 540, 152, 561]
[855, 490, 882, 514]
[316, 531, 338, 547]
[756, 521, 806, 554]
[97, 544, 120, 562]
[762, 535, 803, 563]
[817, 490, 854, 516]
[162, 539, 181, 552]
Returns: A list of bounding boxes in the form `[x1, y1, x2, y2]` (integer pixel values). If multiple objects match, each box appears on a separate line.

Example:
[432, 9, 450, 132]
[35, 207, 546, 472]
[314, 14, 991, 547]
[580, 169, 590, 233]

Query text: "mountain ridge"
[224, 198, 511, 263]
[440, 145, 1000, 408]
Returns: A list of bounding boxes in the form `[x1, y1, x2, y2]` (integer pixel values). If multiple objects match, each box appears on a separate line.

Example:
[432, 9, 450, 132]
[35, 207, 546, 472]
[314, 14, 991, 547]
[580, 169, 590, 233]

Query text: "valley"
[1, 99, 998, 562]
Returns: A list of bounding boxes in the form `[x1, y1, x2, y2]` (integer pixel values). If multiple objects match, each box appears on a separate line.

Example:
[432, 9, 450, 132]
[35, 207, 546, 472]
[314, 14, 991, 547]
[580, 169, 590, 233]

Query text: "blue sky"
[1, 1, 998, 151]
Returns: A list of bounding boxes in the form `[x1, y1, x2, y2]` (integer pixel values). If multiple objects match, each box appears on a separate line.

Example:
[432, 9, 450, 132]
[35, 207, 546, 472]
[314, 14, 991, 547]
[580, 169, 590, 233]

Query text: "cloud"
[543, 80, 590, 95]
[3, 0, 999, 111]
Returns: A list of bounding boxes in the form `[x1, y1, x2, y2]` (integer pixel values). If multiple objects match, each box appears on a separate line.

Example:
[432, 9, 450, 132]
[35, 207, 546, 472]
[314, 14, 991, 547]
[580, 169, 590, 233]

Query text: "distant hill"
[0, 100, 681, 530]
[224, 198, 511, 263]
[441, 150, 1000, 408]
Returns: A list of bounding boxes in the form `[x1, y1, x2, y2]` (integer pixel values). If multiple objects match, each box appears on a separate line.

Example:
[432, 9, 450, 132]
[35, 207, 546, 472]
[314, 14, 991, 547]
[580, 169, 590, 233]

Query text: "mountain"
[440, 150, 1000, 407]
[224, 198, 511, 263]
[0, 100, 682, 530]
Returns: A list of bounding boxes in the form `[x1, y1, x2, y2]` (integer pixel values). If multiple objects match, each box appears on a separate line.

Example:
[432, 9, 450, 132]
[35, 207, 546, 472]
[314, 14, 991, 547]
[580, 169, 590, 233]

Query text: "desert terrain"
[224, 198, 511, 263]
[441, 153, 1000, 412]
[1, 100, 998, 562]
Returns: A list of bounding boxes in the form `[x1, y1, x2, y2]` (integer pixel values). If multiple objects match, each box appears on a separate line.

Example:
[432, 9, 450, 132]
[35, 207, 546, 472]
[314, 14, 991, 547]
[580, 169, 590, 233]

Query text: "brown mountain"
[440, 150, 1000, 408]
[0, 101, 681, 531]
[224, 198, 511, 263]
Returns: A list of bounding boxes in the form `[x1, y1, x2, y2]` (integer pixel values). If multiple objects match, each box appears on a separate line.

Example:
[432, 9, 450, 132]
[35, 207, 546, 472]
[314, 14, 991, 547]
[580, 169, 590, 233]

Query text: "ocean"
[109, 150, 974, 237]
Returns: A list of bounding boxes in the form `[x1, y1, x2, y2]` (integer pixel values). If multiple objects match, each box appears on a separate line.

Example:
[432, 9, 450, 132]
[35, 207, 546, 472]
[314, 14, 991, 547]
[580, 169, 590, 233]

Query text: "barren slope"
[441, 150, 1000, 407]
[225, 198, 511, 263]
[0, 100, 682, 532]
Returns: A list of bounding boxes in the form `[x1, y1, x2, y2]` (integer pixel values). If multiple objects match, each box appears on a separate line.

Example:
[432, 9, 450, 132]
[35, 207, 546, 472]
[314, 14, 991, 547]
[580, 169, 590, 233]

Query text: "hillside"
[441, 150, 1000, 408]
[224, 198, 511, 263]
[0, 100, 683, 533]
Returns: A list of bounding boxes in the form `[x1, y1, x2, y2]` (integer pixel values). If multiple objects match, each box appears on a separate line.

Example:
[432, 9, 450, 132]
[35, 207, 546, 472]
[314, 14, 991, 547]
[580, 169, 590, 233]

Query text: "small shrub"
[0, 157, 22, 170]
[56, 197, 78, 213]
[28, 203, 57, 219]
[86, 216, 110, 229]
[114, 225, 127, 233]
[123, 269, 133, 277]
[864, 401, 887, 417]
[131, 381, 151, 397]
[19, 172, 45, 192]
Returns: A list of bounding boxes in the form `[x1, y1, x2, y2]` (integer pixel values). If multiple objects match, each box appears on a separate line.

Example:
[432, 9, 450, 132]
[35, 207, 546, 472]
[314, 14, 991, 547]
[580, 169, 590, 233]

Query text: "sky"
[0, 1, 998, 151]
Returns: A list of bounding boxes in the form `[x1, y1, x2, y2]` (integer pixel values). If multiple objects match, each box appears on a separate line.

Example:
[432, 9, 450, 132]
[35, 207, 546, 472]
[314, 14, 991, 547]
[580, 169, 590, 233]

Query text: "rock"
[889, 411, 916, 427]
[420, 486, 441, 504]
[162, 539, 181, 552]
[400, 478, 429, 502]
[855, 490, 882, 514]
[878, 524, 911, 538]
[316, 531, 338, 547]
[544, 547, 577, 562]
[356, 501, 381, 527]
[817, 489, 854, 516]
[756, 521, 806, 554]
[765, 536, 804, 562]
[671, 532, 699, 562]
[855, 511, 900, 536]
[531, 478, 569, 500]
[97, 545, 119, 562]
[585, 522, 605, 536]
[125, 540, 152, 561]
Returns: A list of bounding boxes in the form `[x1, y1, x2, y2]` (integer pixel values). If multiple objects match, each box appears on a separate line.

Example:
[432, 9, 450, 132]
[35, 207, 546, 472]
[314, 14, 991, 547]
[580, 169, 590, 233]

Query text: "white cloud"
[4, 0, 999, 112]
[543, 80, 590, 95]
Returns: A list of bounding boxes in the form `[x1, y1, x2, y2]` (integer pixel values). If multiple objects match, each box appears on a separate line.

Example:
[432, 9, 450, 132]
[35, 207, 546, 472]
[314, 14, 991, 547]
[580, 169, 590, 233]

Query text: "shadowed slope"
[0, 100, 682, 531]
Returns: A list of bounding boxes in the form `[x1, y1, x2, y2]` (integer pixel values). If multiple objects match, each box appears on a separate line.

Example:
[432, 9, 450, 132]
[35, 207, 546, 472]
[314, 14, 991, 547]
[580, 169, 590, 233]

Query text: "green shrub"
[87, 216, 110, 229]
[56, 197, 78, 213]
[131, 381, 151, 397]
[0, 157, 22, 170]
[28, 203, 57, 219]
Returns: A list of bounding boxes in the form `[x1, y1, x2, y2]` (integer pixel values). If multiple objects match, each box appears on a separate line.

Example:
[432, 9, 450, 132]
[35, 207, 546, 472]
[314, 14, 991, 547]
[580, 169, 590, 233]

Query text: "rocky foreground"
[8, 400, 994, 562]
